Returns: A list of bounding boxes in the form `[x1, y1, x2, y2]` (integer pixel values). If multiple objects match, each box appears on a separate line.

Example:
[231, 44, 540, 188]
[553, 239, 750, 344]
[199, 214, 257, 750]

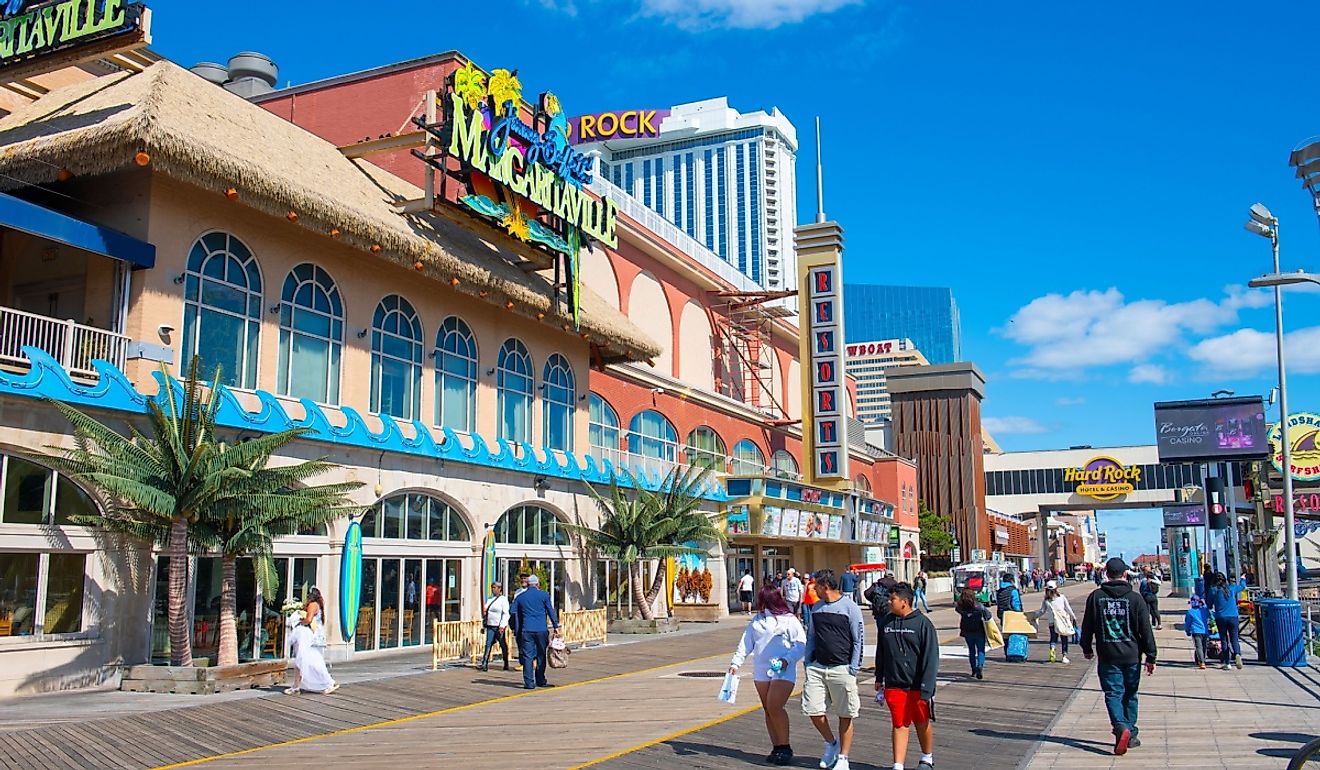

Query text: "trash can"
[1257, 599, 1308, 667]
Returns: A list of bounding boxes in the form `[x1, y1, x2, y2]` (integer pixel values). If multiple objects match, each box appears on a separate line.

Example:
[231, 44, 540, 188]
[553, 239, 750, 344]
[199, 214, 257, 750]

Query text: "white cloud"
[982, 416, 1049, 435]
[1001, 285, 1271, 377]
[1128, 364, 1170, 385]
[638, 0, 863, 29]
[1186, 326, 1320, 377]
[1055, 396, 1086, 406]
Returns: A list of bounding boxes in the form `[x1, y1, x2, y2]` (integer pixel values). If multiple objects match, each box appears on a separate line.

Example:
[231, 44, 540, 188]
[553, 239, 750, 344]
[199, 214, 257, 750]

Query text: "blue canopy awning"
[0, 192, 155, 268]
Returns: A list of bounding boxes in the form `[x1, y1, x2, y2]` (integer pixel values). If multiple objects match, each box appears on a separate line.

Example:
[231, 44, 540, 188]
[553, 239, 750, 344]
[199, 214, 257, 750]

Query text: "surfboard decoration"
[481, 527, 497, 607]
[340, 520, 363, 641]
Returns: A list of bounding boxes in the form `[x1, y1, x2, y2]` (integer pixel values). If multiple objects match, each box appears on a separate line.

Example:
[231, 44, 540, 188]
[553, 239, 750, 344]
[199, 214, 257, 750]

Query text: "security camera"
[650, 387, 665, 395]
[157, 324, 175, 336]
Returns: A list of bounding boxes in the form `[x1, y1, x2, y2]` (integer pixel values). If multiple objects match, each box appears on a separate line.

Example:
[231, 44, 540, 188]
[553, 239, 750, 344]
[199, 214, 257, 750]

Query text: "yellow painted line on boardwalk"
[152, 652, 732, 769]
[567, 687, 803, 770]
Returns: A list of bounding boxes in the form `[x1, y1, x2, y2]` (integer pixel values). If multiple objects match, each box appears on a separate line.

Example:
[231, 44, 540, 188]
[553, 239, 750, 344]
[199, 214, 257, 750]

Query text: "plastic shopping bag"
[718, 671, 740, 704]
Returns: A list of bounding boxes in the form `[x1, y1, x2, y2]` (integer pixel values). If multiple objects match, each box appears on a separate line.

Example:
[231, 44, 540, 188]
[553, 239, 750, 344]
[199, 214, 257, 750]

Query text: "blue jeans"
[914, 589, 930, 612]
[1097, 662, 1141, 737]
[482, 625, 509, 666]
[518, 630, 550, 688]
[1049, 626, 1070, 655]
[1216, 615, 1241, 663]
[964, 633, 986, 673]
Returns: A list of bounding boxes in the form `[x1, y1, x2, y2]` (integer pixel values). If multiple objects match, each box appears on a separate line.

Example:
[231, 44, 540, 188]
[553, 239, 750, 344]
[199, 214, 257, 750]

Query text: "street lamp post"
[1244, 250, 1318, 601]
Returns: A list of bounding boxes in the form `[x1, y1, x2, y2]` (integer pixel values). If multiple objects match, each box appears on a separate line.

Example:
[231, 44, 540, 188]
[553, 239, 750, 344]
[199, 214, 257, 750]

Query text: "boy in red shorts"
[874, 583, 938, 770]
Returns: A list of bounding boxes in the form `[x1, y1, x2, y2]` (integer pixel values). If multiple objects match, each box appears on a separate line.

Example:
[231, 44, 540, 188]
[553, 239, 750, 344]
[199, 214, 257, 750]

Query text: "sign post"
[795, 220, 848, 489]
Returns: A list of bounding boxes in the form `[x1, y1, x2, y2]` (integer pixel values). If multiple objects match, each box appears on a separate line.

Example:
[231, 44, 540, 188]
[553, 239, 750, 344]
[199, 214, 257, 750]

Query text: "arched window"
[182, 232, 261, 388]
[685, 426, 727, 471]
[370, 295, 423, 420]
[731, 439, 765, 475]
[771, 449, 799, 479]
[497, 338, 533, 444]
[434, 316, 477, 432]
[541, 354, 575, 452]
[494, 504, 566, 546]
[855, 474, 873, 494]
[277, 263, 342, 403]
[627, 410, 678, 460]
[589, 393, 620, 463]
[359, 492, 470, 541]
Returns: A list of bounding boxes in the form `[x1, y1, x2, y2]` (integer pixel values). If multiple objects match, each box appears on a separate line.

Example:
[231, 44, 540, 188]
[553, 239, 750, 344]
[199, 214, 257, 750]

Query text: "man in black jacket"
[1080, 558, 1157, 756]
[864, 571, 899, 633]
[874, 583, 939, 770]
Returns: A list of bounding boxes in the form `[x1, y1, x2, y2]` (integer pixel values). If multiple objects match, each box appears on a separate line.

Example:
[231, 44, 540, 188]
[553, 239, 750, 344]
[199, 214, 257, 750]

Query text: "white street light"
[1243, 206, 1302, 601]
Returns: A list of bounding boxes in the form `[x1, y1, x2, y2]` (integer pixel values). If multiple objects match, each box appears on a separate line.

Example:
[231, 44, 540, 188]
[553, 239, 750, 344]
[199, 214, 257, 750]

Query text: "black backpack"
[864, 580, 892, 617]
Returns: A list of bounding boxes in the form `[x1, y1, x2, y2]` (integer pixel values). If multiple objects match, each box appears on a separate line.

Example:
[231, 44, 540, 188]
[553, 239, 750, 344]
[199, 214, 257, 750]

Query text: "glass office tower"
[842, 284, 962, 364]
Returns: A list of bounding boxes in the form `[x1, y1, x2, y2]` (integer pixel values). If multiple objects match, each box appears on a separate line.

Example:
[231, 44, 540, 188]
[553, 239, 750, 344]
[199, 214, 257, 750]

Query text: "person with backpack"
[1140, 568, 1162, 630]
[1206, 571, 1248, 670]
[956, 587, 992, 679]
[1080, 558, 1157, 756]
[995, 572, 1022, 622]
[865, 570, 899, 634]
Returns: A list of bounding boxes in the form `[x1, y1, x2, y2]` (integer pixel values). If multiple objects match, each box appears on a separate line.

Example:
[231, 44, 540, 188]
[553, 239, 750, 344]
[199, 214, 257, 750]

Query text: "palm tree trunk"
[217, 554, 238, 667]
[644, 562, 668, 617]
[167, 517, 192, 667]
[630, 561, 653, 620]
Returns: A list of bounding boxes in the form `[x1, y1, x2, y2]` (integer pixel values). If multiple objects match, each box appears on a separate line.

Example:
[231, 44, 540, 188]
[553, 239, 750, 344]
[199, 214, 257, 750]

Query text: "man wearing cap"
[509, 574, 560, 690]
[782, 568, 805, 618]
[1079, 557, 1157, 756]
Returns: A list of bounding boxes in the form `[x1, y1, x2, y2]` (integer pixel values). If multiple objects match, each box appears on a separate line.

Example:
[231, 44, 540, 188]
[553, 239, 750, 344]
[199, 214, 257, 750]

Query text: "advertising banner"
[1162, 505, 1206, 527]
[568, 109, 669, 144]
[1153, 397, 1268, 462]
[1268, 412, 1320, 482]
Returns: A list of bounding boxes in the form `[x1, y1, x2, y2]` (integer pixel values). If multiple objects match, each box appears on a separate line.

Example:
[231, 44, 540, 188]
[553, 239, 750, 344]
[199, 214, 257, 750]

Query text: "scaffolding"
[708, 290, 796, 423]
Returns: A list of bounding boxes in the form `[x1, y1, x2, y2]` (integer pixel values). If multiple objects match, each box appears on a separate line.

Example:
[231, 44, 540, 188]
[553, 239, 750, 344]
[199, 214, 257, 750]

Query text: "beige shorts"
[801, 663, 860, 718]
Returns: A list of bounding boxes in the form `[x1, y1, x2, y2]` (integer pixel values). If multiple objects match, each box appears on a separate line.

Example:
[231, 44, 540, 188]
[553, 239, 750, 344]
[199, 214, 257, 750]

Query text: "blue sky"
[152, 0, 1320, 558]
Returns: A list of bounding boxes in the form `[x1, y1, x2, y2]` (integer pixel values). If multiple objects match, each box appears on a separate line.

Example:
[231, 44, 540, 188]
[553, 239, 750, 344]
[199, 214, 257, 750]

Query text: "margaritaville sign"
[1066, 455, 1140, 502]
[0, 0, 151, 75]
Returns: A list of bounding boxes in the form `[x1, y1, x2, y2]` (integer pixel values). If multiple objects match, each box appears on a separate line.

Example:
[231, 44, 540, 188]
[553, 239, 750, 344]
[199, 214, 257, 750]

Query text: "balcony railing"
[0, 306, 129, 379]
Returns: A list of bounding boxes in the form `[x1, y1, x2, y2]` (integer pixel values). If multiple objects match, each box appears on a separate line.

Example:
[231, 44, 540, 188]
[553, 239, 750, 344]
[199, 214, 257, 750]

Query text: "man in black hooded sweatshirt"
[1080, 557, 1157, 757]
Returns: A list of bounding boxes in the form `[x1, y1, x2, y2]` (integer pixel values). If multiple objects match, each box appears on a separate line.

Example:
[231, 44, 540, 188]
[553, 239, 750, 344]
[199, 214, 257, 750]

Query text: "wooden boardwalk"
[0, 626, 746, 770]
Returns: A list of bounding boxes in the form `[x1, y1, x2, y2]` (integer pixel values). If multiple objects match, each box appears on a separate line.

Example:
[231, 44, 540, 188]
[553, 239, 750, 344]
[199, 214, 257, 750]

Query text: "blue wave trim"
[0, 347, 728, 501]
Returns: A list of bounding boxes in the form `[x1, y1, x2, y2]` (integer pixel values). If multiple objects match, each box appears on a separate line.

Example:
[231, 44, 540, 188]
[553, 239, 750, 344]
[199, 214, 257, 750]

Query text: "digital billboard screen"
[1153, 397, 1268, 462]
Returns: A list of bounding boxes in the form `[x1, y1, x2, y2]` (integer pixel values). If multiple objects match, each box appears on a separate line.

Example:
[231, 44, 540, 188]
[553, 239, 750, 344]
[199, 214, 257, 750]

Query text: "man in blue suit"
[509, 574, 560, 689]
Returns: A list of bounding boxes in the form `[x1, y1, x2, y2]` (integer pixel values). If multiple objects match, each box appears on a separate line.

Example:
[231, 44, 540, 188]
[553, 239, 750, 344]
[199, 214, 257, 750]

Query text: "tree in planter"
[45, 358, 359, 666]
[564, 465, 724, 621]
[917, 499, 956, 568]
[193, 461, 360, 667]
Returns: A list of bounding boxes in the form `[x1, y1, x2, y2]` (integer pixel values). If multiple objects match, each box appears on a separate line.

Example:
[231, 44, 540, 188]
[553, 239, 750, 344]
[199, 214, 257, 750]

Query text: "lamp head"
[1244, 219, 1274, 239]
[1248, 202, 1276, 226]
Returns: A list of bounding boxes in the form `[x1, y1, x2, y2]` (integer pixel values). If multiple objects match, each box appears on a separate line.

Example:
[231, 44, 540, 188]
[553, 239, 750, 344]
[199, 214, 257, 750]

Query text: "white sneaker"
[820, 739, 840, 769]
[1061, 656, 1070, 664]
[833, 757, 850, 770]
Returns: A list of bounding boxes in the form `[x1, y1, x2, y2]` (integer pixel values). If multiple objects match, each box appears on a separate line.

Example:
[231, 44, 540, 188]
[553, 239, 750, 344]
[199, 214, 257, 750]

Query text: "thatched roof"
[0, 61, 659, 364]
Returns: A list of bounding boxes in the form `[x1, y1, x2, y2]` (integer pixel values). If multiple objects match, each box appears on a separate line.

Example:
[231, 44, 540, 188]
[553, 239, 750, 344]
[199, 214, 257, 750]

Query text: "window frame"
[434, 316, 478, 434]
[369, 294, 424, 421]
[541, 353, 576, 452]
[277, 262, 343, 404]
[627, 410, 678, 461]
[497, 338, 534, 445]
[180, 231, 263, 389]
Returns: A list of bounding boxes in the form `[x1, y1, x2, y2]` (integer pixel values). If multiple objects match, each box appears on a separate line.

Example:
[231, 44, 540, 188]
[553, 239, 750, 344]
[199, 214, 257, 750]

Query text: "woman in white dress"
[288, 587, 337, 694]
[729, 585, 807, 766]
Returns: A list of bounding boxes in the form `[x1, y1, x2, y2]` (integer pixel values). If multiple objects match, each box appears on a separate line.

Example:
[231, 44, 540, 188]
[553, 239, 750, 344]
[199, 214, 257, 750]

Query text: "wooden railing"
[431, 608, 608, 670]
[0, 305, 129, 378]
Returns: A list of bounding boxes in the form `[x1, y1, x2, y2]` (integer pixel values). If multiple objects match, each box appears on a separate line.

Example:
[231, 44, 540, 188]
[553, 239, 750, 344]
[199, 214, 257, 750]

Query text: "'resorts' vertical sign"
[807, 263, 848, 481]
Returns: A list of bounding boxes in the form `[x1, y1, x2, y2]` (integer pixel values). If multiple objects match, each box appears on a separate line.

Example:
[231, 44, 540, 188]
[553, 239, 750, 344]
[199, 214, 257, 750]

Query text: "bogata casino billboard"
[1153, 396, 1267, 463]
[568, 109, 669, 143]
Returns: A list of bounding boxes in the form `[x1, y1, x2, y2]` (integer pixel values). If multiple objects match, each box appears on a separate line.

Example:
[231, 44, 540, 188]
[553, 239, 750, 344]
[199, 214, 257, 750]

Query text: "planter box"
[672, 603, 722, 623]
[608, 617, 680, 635]
[120, 659, 287, 695]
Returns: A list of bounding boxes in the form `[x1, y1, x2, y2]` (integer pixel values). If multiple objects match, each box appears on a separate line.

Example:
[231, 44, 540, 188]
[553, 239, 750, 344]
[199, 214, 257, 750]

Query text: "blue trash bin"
[1258, 599, 1307, 667]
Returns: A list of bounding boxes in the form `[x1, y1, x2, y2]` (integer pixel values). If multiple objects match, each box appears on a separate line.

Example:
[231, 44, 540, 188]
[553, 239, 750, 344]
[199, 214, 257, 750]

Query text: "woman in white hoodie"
[729, 585, 807, 766]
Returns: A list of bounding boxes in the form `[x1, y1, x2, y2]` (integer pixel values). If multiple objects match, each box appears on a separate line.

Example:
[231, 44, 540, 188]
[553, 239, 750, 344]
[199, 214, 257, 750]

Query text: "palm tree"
[565, 465, 724, 621]
[194, 461, 360, 667]
[45, 358, 357, 666]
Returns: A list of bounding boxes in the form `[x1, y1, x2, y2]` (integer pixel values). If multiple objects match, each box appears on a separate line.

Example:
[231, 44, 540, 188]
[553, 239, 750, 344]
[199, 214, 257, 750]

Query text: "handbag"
[548, 635, 570, 669]
[984, 616, 1005, 649]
